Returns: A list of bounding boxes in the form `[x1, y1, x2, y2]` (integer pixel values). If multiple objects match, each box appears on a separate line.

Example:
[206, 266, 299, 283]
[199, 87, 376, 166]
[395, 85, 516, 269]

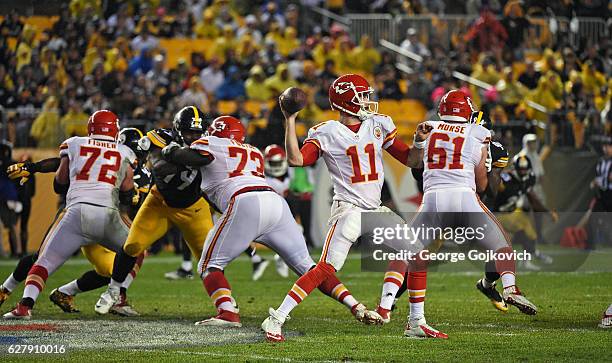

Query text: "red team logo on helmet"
[88, 110, 120, 140]
[207, 115, 246, 143]
[264, 144, 288, 177]
[437, 90, 475, 122]
[329, 74, 378, 119]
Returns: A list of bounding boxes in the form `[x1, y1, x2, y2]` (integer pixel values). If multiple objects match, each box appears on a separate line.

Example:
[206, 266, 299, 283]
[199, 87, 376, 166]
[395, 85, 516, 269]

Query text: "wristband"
[413, 136, 426, 149]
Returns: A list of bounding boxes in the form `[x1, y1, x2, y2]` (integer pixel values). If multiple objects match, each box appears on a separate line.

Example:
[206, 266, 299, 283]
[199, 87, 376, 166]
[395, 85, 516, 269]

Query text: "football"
[279, 87, 307, 114]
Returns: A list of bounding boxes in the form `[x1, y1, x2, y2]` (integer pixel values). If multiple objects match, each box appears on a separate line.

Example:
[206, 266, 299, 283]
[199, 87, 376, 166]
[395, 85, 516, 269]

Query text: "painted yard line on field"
[173, 350, 351, 363]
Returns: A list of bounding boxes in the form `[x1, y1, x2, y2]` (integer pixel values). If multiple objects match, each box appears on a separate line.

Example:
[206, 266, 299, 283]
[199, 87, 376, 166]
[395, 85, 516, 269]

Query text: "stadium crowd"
[0, 0, 609, 152]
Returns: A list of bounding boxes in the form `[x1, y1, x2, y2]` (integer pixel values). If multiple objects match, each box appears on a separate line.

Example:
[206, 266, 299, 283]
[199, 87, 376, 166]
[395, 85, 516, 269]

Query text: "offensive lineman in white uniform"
[3, 110, 135, 319]
[162, 115, 379, 328]
[261, 74, 431, 342]
[377, 90, 537, 338]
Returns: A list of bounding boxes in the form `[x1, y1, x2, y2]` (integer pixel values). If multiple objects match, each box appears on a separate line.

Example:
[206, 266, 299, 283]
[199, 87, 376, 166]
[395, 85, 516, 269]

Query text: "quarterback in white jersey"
[261, 74, 431, 342]
[162, 116, 375, 330]
[4, 110, 135, 319]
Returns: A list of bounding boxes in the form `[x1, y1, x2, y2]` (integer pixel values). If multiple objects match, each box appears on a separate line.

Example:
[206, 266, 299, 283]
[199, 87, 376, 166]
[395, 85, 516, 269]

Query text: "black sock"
[181, 241, 192, 262]
[112, 250, 137, 284]
[20, 297, 34, 308]
[485, 260, 500, 283]
[244, 245, 255, 257]
[13, 253, 38, 282]
[76, 270, 110, 292]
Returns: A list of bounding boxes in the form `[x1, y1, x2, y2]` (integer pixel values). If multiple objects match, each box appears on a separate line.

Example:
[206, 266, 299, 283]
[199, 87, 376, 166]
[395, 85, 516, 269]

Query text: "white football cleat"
[404, 317, 448, 339]
[195, 309, 242, 327]
[110, 295, 140, 317]
[95, 286, 120, 315]
[274, 255, 289, 278]
[352, 303, 383, 325]
[375, 305, 392, 324]
[3, 303, 32, 320]
[252, 259, 270, 281]
[503, 286, 537, 315]
[261, 307, 288, 342]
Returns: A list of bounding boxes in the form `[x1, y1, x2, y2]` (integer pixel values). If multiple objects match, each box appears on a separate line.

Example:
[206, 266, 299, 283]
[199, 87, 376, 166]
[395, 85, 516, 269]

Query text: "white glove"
[161, 141, 181, 159]
[485, 145, 492, 173]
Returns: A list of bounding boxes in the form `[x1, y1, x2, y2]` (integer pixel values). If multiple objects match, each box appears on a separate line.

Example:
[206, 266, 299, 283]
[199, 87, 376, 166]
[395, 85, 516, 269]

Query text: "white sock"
[109, 279, 122, 290]
[23, 284, 41, 302]
[500, 272, 516, 290]
[380, 281, 402, 310]
[409, 301, 424, 322]
[277, 295, 298, 319]
[181, 261, 192, 272]
[251, 254, 262, 264]
[122, 274, 134, 289]
[342, 294, 358, 310]
[58, 280, 81, 296]
[2, 274, 19, 292]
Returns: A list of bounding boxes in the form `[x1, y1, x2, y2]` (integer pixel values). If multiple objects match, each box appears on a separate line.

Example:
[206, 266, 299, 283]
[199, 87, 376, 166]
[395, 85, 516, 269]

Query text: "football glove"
[7, 162, 36, 185]
[485, 145, 493, 172]
[161, 141, 181, 160]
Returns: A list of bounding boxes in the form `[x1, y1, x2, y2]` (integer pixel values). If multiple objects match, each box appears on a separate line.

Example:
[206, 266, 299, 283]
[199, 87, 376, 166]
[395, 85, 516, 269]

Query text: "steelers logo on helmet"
[173, 106, 206, 145]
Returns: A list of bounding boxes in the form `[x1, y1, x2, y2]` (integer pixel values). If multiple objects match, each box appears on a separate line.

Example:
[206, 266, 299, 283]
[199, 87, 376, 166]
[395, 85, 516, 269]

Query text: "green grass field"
[0, 248, 611, 362]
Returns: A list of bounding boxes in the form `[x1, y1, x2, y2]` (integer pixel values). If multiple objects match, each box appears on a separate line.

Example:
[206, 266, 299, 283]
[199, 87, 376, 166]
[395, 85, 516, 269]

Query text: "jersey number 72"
[76, 146, 121, 185]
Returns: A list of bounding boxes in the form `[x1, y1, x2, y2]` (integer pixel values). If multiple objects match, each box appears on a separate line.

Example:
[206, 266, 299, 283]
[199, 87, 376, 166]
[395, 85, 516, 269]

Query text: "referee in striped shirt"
[593, 140, 612, 212]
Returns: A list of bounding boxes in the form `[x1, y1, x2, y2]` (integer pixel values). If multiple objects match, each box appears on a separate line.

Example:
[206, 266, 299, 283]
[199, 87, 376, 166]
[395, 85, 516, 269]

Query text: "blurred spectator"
[200, 57, 225, 96]
[0, 9, 24, 37]
[317, 59, 338, 84]
[237, 15, 263, 44]
[60, 100, 89, 137]
[231, 97, 254, 126]
[146, 54, 169, 90]
[179, 76, 209, 111]
[245, 65, 272, 102]
[131, 28, 159, 53]
[261, 2, 286, 29]
[83, 90, 111, 114]
[352, 35, 381, 74]
[464, 9, 508, 52]
[518, 61, 541, 90]
[30, 96, 60, 148]
[216, 66, 246, 100]
[378, 66, 404, 100]
[264, 63, 297, 97]
[592, 140, 612, 212]
[278, 27, 300, 57]
[496, 67, 527, 115]
[128, 48, 154, 76]
[195, 9, 220, 39]
[501, 1, 530, 51]
[400, 28, 431, 58]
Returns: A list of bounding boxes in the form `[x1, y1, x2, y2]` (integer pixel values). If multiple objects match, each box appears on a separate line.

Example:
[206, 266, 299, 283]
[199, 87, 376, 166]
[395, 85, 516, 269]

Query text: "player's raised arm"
[407, 122, 432, 168]
[53, 156, 70, 194]
[281, 99, 304, 167]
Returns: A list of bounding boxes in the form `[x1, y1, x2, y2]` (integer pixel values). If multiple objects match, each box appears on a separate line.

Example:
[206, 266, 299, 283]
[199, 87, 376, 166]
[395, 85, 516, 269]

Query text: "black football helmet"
[470, 111, 492, 130]
[173, 106, 206, 145]
[512, 154, 533, 182]
[119, 128, 146, 160]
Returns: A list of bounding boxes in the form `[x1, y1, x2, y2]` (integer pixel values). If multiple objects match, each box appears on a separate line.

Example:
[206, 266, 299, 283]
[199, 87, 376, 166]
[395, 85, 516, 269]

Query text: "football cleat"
[503, 286, 537, 315]
[3, 303, 32, 320]
[0, 286, 10, 307]
[522, 260, 541, 271]
[352, 303, 384, 325]
[164, 268, 194, 280]
[375, 305, 392, 324]
[95, 286, 120, 315]
[110, 294, 140, 317]
[252, 259, 270, 281]
[195, 309, 242, 327]
[476, 279, 508, 312]
[261, 307, 288, 342]
[274, 254, 289, 278]
[49, 288, 80, 313]
[404, 318, 449, 339]
[599, 310, 612, 329]
[535, 250, 553, 265]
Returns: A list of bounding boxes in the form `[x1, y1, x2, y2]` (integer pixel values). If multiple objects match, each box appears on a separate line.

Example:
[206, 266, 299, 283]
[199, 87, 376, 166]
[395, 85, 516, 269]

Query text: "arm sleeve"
[384, 138, 410, 165]
[300, 142, 320, 166]
[380, 116, 398, 149]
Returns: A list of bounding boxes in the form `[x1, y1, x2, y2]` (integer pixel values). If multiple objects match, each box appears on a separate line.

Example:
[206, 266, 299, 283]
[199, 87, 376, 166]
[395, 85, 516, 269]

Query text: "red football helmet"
[437, 89, 476, 122]
[329, 74, 378, 119]
[264, 144, 288, 177]
[88, 110, 120, 140]
[207, 116, 246, 143]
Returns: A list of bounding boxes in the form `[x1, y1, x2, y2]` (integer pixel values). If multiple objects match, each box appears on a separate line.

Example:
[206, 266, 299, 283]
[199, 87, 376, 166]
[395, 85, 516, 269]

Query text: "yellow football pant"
[496, 209, 538, 241]
[122, 187, 214, 258]
[81, 244, 115, 277]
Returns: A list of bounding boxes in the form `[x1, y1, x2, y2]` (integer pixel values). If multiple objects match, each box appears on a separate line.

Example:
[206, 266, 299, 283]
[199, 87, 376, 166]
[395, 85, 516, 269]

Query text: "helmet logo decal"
[334, 82, 353, 94]
[191, 116, 202, 129]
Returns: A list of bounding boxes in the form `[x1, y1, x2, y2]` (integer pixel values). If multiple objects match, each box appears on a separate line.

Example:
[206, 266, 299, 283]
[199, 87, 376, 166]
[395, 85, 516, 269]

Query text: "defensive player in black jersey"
[0, 128, 150, 316]
[95, 106, 215, 314]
